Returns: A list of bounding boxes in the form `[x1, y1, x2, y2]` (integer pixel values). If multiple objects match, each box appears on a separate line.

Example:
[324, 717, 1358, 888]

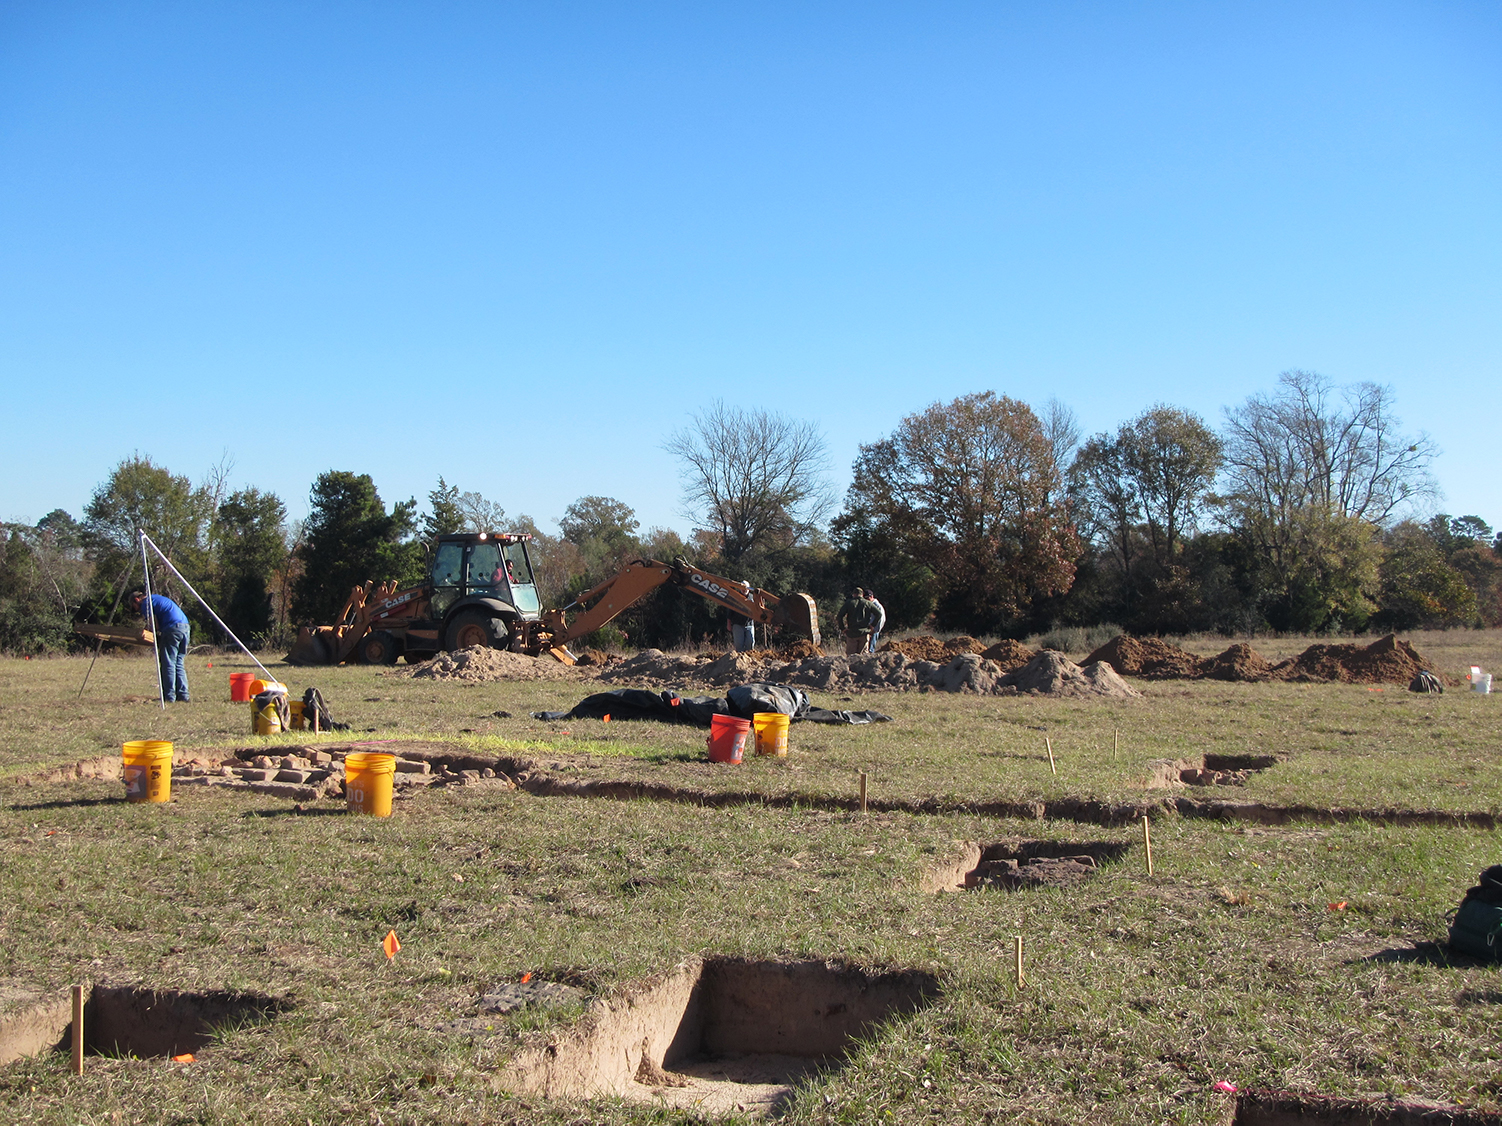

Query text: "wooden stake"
[1113, 728, 1120, 761]
[1014, 936, 1024, 988]
[1142, 815, 1154, 876]
[858, 771, 868, 814]
[71, 984, 84, 1076]
[1045, 737, 1056, 776]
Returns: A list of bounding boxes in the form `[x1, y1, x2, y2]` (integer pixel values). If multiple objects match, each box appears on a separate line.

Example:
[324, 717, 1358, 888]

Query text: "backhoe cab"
[286, 533, 543, 666]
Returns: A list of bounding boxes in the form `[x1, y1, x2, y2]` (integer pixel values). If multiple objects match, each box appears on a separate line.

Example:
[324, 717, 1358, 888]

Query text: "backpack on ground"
[302, 687, 349, 732]
[1448, 865, 1502, 960]
[1409, 670, 1444, 694]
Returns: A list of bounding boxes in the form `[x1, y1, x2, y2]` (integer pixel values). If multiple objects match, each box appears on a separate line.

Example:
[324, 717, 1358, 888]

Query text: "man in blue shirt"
[130, 591, 191, 702]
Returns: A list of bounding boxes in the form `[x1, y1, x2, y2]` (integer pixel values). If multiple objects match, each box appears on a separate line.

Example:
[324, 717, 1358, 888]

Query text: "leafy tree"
[214, 488, 288, 643]
[839, 391, 1079, 635]
[82, 455, 213, 598]
[423, 478, 465, 540]
[0, 516, 94, 652]
[290, 472, 422, 625]
[665, 402, 831, 563]
[559, 496, 641, 579]
[1374, 522, 1477, 629]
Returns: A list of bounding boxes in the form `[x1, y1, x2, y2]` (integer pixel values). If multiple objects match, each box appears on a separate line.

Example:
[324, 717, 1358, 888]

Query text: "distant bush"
[1025, 622, 1122, 654]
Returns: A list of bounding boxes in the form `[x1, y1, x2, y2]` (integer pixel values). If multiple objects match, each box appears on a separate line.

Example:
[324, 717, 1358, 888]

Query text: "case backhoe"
[286, 532, 819, 666]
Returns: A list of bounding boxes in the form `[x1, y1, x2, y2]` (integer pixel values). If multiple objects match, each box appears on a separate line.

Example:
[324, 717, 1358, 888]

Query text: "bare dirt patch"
[494, 956, 939, 1116]
[0, 984, 288, 1062]
[879, 635, 985, 661]
[1086, 633, 1443, 687]
[997, 651, 1140, 698]
[1231, 1089, 1502, 1125]
[394, 647, 590, 683]
[1144, 752, 1285, 789]
[924, 839, 1133, 893]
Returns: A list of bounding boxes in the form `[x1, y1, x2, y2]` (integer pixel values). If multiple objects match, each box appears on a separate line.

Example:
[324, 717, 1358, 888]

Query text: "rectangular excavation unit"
[0, 985, 288, 1063]
[494, 956, 940, 1116]
[922, 838, 1132, 893]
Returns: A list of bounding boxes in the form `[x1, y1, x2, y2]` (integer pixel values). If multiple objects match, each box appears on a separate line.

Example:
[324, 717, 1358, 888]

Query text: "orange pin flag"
[383, 930, 401, 960]
[171, 1053, 195, 1063]
[1327, 901, 1347, 911]
[603, 714, 611, 722]
[519, 971, 532, 984]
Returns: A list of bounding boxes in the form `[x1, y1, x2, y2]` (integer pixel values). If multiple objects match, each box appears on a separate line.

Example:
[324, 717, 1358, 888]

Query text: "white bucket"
[1474, 673, 1492, 695]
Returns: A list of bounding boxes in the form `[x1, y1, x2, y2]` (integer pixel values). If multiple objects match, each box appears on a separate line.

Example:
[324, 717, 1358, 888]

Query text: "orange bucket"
[229, 673, 256, 701]
[707, 714, 750, 764]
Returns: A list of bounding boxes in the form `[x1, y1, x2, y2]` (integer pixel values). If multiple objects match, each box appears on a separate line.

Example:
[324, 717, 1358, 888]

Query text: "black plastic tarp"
[532, 682, 890, 726]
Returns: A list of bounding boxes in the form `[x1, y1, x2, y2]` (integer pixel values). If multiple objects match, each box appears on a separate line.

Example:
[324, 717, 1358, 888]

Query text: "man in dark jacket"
[131, 590, 191, 702]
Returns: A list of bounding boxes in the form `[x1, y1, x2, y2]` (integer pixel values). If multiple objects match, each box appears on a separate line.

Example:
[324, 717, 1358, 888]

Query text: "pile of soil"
[1086, 635, 1205, 679]
[399, 647, 586, 682]
[978, 639, 1036, 672]
[997, 651, 1140, 698]
[597, 647, 1134, 699]
[1085, 632, 1439, 687]
[1270, 634, 1430, 685]
[1201, 642, 1272, 682]
[878, 635, 985, 661]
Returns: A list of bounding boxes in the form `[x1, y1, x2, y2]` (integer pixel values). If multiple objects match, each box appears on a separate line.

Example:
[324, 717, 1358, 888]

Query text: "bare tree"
[1223, 370, 1436, 528]
[665, 402, 832, 563]
[1039, 398, 1080, 497]
[456, 491, 508, 533]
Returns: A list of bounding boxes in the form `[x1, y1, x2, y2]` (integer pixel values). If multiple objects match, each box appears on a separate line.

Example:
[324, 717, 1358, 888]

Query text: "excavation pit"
[494, 956, 940, 1116]
[1229, 1089, 1502, 1125]
[923, 839, 1131, 893]
[1147, 752, 1285, 789]
[0, 985, 289, 1063]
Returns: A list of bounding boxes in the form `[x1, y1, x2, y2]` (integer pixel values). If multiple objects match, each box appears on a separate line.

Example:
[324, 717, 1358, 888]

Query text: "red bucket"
[229, 673, 256, 702]
[707, 714, 750, 764]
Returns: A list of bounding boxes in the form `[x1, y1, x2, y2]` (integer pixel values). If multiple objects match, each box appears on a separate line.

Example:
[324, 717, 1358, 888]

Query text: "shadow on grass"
[1351, 941, 1488, 967]
[7, 797, 128, 811]
[239, 806, 349, 819]
[1457, 988, 1502, 1005]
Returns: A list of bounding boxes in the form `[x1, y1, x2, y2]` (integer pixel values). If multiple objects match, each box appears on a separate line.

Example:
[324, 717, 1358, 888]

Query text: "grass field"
[1, 632, 1501, 1123]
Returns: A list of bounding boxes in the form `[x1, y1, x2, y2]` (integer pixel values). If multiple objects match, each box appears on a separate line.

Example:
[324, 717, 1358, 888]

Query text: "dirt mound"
[1202, 642, 1272, 682]
[1272, 634, 1431, 685]
[978, 639, 1036, 672]
[879, 635, 985, 661]
[1086, 635, 1205, 679]
[400, 646, 586, 682]
[777, 639, 825, 660]
[998, 651, 1140, 698]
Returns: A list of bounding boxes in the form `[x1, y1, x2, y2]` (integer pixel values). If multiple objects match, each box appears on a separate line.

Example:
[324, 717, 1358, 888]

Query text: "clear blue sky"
[2, 1, 1498, 538]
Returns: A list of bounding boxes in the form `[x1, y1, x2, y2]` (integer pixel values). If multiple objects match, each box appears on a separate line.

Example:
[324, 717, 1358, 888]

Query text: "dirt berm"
[1085, 633, 1440, 686]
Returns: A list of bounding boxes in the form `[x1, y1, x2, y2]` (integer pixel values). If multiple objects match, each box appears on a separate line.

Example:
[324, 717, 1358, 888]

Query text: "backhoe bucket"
[286, 626, 337, 666]
[772, 593, 821, 648]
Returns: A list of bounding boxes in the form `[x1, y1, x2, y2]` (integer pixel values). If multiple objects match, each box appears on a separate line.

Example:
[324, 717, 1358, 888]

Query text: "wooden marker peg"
[1113, 728, 1120, 761]
[71, 984, 84, 1075]
[1014, 936, 1024, 988]
[1142, 815, 1154, 876]
[1045, 737, 1056, 776]
[858, 771, 868, 814]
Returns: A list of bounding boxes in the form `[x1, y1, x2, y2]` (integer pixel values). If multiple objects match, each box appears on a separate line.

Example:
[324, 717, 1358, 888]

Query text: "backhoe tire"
[360, 630, 402, 666]
[445, 610, 508, 652]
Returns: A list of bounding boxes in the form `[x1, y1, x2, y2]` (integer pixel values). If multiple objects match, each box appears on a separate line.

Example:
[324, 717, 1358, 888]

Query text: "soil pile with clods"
[398, 646, 588, 682]
[1086, 635, 1205, 679]
[1085, 633, 1441, 686]
[978, 639, 1037, 672]
[997, 651, 1140, 698]
[879, 635, 986, 661]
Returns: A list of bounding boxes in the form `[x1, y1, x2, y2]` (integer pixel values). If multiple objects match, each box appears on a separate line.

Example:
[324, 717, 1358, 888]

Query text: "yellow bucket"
[122, 740, 173, 803]
[252, 698, 281, 735]
[345, 752, 396, 817]
[288, 701, 305, 730]
[752, 712, 790, 757]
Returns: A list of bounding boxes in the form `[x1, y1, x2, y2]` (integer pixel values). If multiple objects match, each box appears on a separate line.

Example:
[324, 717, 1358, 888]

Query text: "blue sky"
[2, 1, 1498, 538]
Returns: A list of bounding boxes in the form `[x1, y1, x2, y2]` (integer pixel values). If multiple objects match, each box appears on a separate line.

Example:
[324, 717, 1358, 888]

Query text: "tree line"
[2, 369, 1497, 653]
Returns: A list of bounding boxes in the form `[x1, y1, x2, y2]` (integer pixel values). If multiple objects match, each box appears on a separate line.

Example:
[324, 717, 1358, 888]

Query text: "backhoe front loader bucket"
[286, 626, 338, 666]
[771, 593, 821, 648]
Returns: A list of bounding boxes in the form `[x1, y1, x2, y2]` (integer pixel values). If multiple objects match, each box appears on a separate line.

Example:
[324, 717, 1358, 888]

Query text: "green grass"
[1, 640, 1501, 1123]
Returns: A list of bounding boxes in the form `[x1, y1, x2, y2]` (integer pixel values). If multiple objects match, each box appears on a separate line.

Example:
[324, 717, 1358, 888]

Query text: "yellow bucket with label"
[752, 713, 790, 757]
[122, 740, 173, 803]
[345, 752, 396, 817]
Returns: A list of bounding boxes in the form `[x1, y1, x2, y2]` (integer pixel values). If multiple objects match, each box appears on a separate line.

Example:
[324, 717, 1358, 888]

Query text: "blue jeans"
[157, 624, 191, 701]
[731, 622, 755, 652]
[867, 628, 882, 653]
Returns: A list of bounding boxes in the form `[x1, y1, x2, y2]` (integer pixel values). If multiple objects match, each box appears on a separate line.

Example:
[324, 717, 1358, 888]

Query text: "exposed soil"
[494, 956, 939, 1117]
[978, 639, 1037, 671]
[0, 984, 288, 1063]
[997, 651, 1140, 698]
[1232, 1089, 1502, 1125]
[397, 646, 589, 682]
[924, 839, 1133, 893]
[1086, 633, 1441, 687]
[879, 635, 985, 661]
[1144, 752, 1285, 790]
